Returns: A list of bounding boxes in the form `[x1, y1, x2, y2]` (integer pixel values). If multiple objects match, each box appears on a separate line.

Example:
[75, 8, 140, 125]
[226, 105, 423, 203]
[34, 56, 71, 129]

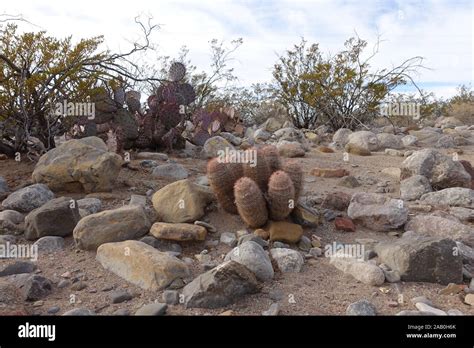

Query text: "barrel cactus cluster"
[207, 145, 303, 228]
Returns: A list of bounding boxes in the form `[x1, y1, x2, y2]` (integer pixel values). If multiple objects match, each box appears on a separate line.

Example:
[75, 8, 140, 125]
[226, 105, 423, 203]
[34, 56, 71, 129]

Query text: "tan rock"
[96, 240, 190, 290]
[150, 222, 207, 241]
[266, 221, 303, 243]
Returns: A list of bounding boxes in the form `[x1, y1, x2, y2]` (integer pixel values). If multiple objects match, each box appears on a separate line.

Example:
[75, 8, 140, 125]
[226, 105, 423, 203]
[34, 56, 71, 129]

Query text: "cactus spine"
[267, 170, 295, 221]
[234, 177, 268, 228]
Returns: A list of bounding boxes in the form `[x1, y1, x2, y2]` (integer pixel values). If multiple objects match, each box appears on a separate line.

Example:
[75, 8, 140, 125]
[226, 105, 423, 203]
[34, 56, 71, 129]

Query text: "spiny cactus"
[267, 170, 295, 221]
[261, 145, 281, 173]
[242, 147, 271, 192]
[207, 158, 243, 214]
[281, 159, 303, 201]
[234, 177, 268, 228]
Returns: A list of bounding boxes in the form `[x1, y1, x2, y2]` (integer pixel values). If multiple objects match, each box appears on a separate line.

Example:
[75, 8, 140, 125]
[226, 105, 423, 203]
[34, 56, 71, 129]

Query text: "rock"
[374, 234, 462, 284]
[135, 303, 168, 315]
[338, 176, 360, 188]
[203, 136, 234, 158]
[401, 149, 471, 189]
[162, 290, 179, 305]
[410, 296, 434, 306]
[254, 129, 271, 142]
[238, 234, 268, 248]
[309, 247, 323, 257]
[220, 232, 237, 247]
[24, 197, 80, 240]
[420, 188, 474, 208]
[0, 176, 9, 194]
[194, 221, 216, 233]
[32, 137, 123, 192]
[96, 240, 190, 290]
[402, 135, 418, 147]
[152, 163, 189, 180]
[450, 207, 474, 223]
[346, 131, 380, 152]
[311, 168, 349, 178]
[195, 176, 209, 186]
[0, 261, 37, 277]
[76, 198, 102, 215]
[262, 303, 280, 316]
[435, 135, 456, 148]
[381, 167, 401, 180]
[377, 133, 404, 149]
[47, 306, 60, 314]
[347, 193, 408, 231]
[220, 132, 242, 146]
[298, 235, 312, 252]
[182, 260, 260, 309]
[2, 184, 54, 213]
[334, 217, 356, 232]
[333, 128, 353, 146]
[415, 302, 447, 315]
[109, 290, 133, 304]
[150, 222, 207, 242]
[260, 117, 284, 132]
[7, 274, 52, 301]
[405, 215, 474, 247]
[383, 269, 401, 283]
[274, 127, 303, 142]
[396, 310, 432, 316]
[136, 152, 168, 161]
[270, 248, 304, 272]
[277, 141, 305, 158]
[0, 210, 24, 225]
[439, 283, 465, 295]
[465, 293, 474, 306]
[74, 205, 150, 250]
[254, 229, 269, 240]
[447, 309, 464, 315]
[346, 300, 376, 316]
[320, 192, 352, 211]
[330, 257, 385, 286]
[129, 194, 146, 207]
[385, 149, 404, 156]
[224, 241, 274, 281]
[140, 160, 158, 168]
[436, 116, 464, 128]
[70, 281, 87, 291]
[345, 143, 371, 156]
[400, 175, 432, 201]
[0, 235, 17, 245]
[459, 160, 474, 189]
[34, 236, 65, 253]
[291, 203, 321, 227]
[267, 221, 303, 243]
[151, 179, 213, 223]
[63, 308, 95, 316]
[112, 308, 130, 316]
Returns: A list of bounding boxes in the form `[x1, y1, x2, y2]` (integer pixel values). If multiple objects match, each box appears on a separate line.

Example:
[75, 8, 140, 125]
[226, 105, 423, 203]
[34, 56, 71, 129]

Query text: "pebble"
[447, 309, 464, 315]
[465, 294, 474, 306]
[410, 296, 433, 307]
[71, 281, 87, 291]
[272, 241, 289, 249]
[101, 285, 114, 292]
[262, 303, 279, 316]
[415, 302, 447, 315]
[110, 290, 133, 304]
[220, 232, 237, 247]
[309, 247, 322, 257]
[47, 306, 60, 314]
[57, 279, 71, 288]
[135, 303, 167, 316]
[346, 300, 377, 316]
[33, 300, 44, 307]
[298, 235, 312, 252]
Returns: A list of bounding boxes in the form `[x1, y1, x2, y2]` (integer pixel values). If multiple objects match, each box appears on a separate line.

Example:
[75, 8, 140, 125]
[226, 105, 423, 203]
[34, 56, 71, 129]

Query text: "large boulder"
[409, 129, 442, 147]
[96, 240, 190, 290]
[182, 260, 259, 309]
[400, 175, 432, 201]
[347, 193, 408, 231]
[375, 234, 462, 284]
[2, 184, 54, 213]
[73, 205, 151, 250]
[346, 131, 380, 152]
[332, 128, 353, 146]
[405, 215, 474, 247]
[151, 179, 214, 223]
[277, 140, 305, 158]
[400, 149, 471, 189]
[419, 188, 474, 208]
[32, 137, 123, 192]
[224, 241, 274, 281]
[203, 136, 234, 159]
[25, 197, 80, 240]
[270, 248, 304, 273]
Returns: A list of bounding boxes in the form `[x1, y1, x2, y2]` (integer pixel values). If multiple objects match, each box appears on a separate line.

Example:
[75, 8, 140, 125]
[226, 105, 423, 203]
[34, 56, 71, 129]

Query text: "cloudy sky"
[3, 0, 473, 98]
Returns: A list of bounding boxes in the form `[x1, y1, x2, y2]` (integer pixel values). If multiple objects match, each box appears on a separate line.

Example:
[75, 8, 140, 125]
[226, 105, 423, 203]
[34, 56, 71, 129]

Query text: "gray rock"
[25, 197, 80, 240]
[136, 152, 168, 161]
[447, 309, 464, 315]
[47, 306, 60, 314]
[346, 300, 376, 316]
[129, 194, 147, 207]
[298, 235, 312, 252]
[401, 149, 471, 189]
[397, 310, 432, 316]
[33, 236, 65, 253]
[0, 235, 17, 245]
[162, 290, 179, 305]
[377, 133, 404, 149]
[225, 241, 274, 281]
[330, 256, 385, 286]
[135, 302, 168, 316]
[338, 176, 361, 188]
[346, 131, 380, 152]
[0, 261, 37, 277]
[400, 175, 432, 201]
[152, 163, 189, 180]
[182, 260, 260, 309]
[139, 160, 158, 168]
[262, 303, 279, 316]
[254, 129, 271, 142]
[2, 184, 54, 213]
[405, 215, 474, 247]
[270, 248, 304, 273]
[220, 132, 242, 146]
[332, 128, 353, 146]
[238, 234, 268, 248]
[309, 247, 322, 257]
[420, 188, 474, 208]
[415, 302, 447, 315]
[62, 308, 95, 316]
[0, 210, 24, 224]
[450, 207, 474, 223]
[7, 274, 52, 301]
[410, 296, 434, 307]
[109, 290, 133, 304]
[203, 136, 234, 158]
[112, 308, 131, 316]
[0, 176, 9, 194]
[139, 236, 182, 255]
[347, 193, 408, 231]
[272, 241, 289, 249]
[435, 135, 455, 148]
[375, 234, 462, 284]
[401, 135, 418, 147]
[220, 232, 237, 247]
[76, 198, 102, 215]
